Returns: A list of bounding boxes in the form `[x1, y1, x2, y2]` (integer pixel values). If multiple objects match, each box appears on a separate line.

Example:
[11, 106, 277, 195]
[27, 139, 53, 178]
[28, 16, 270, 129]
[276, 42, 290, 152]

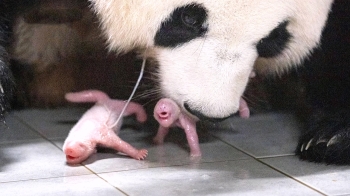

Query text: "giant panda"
[88, 0, 350, 165]
[0, 1, 16, 118]
[0, 0, 38, 117]
[296, 0, 350, 164]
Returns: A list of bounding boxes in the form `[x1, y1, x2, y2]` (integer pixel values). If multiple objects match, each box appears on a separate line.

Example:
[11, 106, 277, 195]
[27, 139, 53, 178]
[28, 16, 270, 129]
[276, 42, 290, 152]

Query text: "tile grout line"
[210, 133, 328, 196]
[11, 114, 67, 151]
[0, 173, 94, 184]
[12, 113, 131, 195]
[256, 159, 328, 196]
[92, 172, 130, 196]
[11, 115, 104, 175]
[10, 112, 328, 195]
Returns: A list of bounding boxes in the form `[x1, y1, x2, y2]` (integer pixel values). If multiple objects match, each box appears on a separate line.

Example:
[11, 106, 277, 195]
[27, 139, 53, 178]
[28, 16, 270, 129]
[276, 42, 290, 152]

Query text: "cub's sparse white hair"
[90, 0, 333, 119]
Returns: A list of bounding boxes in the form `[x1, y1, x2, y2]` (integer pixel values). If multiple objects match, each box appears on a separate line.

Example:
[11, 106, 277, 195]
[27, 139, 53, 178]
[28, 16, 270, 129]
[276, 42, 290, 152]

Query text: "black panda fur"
[296, 0, 350, 164]
[0, 1, 16, 119]
[0, 0, 38, 119]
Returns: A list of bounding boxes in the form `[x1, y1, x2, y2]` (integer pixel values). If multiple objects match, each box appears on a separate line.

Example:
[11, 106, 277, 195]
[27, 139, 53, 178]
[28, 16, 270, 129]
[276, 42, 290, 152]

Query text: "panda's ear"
[256, 21, 292, 58]
[154, 3, 208, 48]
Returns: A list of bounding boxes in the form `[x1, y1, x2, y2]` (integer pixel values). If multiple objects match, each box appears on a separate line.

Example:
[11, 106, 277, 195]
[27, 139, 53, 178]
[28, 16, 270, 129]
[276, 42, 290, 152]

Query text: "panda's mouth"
[183, 102, 235, 122]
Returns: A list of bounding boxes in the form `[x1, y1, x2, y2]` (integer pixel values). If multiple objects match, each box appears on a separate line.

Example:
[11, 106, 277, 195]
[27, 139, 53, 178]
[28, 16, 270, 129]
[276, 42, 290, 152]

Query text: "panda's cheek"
[155, 41, 257, 119]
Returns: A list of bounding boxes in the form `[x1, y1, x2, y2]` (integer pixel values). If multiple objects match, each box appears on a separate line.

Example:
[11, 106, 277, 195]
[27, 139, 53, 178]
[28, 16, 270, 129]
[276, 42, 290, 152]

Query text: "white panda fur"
[90, 0, 333, 120]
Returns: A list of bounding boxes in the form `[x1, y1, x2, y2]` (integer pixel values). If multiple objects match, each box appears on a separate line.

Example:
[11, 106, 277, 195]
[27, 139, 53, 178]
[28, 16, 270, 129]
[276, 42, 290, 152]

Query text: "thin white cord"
[109, 57, 146, 129]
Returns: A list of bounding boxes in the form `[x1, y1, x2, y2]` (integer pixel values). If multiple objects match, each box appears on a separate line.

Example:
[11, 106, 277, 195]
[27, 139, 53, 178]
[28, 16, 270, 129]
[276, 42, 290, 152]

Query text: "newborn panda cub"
[153, 98, 250, 157]
[63, 90, 148, 164]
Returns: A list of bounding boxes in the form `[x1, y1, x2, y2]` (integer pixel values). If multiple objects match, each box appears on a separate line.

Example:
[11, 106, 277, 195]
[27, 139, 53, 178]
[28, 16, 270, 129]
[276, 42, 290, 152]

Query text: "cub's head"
[90, 0, 333, 121]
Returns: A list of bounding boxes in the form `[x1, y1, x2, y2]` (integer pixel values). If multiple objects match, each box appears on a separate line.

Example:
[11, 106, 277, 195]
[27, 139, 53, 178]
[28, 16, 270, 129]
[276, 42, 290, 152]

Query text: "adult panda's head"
[90, 0, 333, 121]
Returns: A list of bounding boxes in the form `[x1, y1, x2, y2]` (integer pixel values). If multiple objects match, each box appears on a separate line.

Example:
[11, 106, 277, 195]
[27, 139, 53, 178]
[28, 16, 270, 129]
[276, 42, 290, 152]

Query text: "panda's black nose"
[184, 103, 234, 122]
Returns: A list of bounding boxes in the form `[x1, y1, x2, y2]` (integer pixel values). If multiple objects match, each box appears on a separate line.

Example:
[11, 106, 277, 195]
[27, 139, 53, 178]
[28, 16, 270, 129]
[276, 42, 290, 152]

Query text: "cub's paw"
[134, 149, 148, 160]
[296, 111, 350, 164]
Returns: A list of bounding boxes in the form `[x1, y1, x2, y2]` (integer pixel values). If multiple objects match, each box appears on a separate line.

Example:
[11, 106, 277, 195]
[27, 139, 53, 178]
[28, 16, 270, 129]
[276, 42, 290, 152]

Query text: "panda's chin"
[183, 102, 236, 122]
[163, 93, 240, 122]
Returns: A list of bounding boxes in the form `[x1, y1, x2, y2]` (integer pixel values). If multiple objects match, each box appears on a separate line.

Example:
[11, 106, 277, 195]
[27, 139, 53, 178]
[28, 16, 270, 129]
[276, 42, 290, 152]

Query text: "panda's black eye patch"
[155, 3, 208, 47]
[256, 21, 292, 58]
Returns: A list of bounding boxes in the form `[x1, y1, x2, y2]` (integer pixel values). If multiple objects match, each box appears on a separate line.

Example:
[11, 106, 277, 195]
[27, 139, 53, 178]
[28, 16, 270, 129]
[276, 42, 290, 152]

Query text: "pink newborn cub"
[153, 98, 201, 157]
[63, 90, 148, 164]
[153, 98, 250, 157]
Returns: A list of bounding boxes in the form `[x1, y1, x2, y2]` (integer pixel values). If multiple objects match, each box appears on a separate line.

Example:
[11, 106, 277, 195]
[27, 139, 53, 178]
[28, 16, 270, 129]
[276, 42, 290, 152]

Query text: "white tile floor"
[1, 107, 350, 196]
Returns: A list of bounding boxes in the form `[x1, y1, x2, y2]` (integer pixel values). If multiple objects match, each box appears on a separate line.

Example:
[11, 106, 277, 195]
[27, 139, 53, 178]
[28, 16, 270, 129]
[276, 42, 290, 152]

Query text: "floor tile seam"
[88, 164, 189, 176]
[210, 133, 328, 195]
[93, 172, 130, 196]
[0, 138, 46, 145]
[202, 157, 252, 162]
[11, 114, 248, 175]
[0, 115, 45, 144]
[209, 132, 297, 160]
[8, 115, 99, 178]
[89, 160, 219, 177]
[209, 133, 261, 158]
[257, 153, 296, 159]
[12, 115, 64, 151]
[2, 116, 103, 182]
[80, 160, 140, 195]
[91, 159, 258, 177]
[256, 159, 328, 196]
[0, 173, 94, 184]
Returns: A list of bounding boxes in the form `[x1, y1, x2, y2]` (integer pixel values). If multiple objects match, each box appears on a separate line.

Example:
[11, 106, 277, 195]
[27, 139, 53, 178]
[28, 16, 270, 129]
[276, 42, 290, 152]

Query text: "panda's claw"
[296, 113, 350, 165]
[326, 134, 342, 147]
[305, 138, 314, 151]
[300, 143, 305, 152]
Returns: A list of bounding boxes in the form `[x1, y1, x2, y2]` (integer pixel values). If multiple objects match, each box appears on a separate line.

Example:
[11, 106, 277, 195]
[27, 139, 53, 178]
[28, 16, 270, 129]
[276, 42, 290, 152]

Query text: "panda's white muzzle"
[154, 38, 256, 121]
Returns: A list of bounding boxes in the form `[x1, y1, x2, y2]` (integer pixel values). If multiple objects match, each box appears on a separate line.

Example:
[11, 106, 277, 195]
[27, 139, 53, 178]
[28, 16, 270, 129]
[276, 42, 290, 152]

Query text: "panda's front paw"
[296, 111, 350, 164]
[0, 58, 14, 117]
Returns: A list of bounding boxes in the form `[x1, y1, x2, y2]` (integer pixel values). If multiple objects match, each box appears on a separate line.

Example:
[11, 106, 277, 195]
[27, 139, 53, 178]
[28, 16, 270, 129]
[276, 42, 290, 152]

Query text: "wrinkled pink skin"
[153, 98, 201, 157]
[239, 98, 250, 119]
[63, 90, 148, 164]
[153, 98, 250, 157]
